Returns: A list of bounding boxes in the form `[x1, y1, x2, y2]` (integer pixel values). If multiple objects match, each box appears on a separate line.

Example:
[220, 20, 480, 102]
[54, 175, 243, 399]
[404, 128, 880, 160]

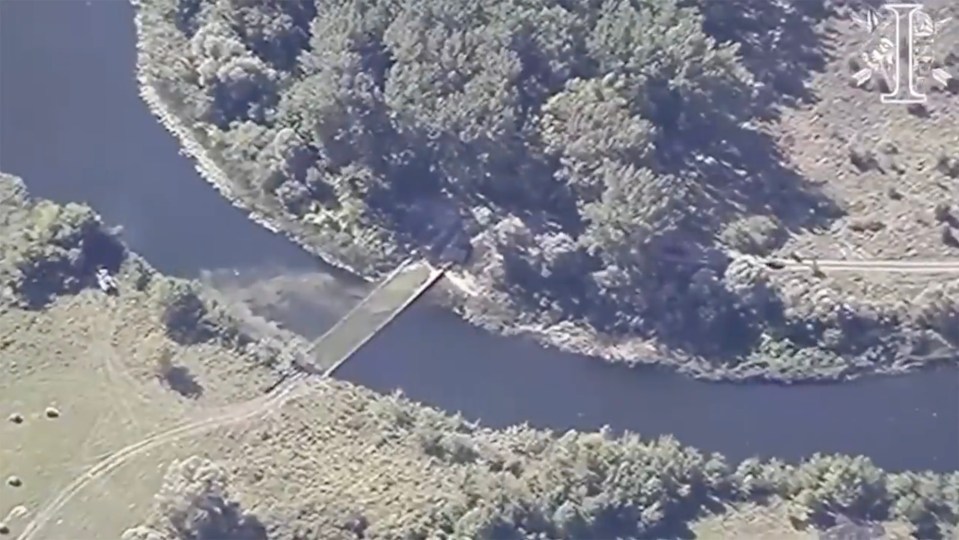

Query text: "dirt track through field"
[661, 252, 959, 274]
[15, 373, 310, 540]
[780, 258, 959, 273]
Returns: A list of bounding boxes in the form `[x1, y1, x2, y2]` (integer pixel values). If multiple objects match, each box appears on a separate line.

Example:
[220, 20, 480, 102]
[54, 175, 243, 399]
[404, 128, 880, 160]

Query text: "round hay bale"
[0, 521, 9, 534]
[5, 475, 21, 487]
[44, 406, 60, 419]
[7, 413, 23, 424]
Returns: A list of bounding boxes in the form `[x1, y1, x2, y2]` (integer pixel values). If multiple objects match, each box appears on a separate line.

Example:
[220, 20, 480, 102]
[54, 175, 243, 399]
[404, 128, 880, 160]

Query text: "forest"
[133, 0, 959, 381]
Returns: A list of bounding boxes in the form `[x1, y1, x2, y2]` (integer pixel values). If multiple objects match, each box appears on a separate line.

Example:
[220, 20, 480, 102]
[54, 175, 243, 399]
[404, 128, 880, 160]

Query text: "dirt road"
[775, 258, 959, 273]
[15, 373, 310, 540]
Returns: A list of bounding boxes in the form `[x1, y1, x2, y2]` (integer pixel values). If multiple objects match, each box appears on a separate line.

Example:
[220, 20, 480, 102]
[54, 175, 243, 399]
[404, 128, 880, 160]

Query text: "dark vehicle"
[764, 260, 786, 270]
[439, 233, 472, 265]
[427, 227, 472, 266]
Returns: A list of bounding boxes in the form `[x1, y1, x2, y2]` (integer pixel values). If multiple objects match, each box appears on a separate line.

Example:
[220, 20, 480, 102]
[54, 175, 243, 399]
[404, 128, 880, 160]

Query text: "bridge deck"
[302, 260, 445, 376]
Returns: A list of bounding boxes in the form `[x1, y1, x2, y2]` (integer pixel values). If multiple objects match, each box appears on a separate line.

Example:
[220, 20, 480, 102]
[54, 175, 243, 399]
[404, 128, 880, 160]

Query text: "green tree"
[786, 454, 890, 526]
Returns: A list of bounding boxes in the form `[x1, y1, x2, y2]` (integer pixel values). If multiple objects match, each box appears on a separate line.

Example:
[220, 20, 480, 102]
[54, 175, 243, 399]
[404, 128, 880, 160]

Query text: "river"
[0, 0, 955, 472]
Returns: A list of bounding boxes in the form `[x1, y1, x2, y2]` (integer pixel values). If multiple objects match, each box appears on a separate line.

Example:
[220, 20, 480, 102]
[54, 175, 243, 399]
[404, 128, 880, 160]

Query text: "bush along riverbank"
[131, 0, 958, 382]
[0, 173, 307, 375]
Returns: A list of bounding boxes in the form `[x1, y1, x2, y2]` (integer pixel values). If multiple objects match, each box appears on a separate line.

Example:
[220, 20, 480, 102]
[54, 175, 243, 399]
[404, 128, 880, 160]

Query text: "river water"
[1, 0, 955, 472]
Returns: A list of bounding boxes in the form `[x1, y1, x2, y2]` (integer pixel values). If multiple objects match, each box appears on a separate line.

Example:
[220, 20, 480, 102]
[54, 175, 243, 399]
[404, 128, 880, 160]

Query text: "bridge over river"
[298, 260, 447, 376]
[293, 246, 959, 379]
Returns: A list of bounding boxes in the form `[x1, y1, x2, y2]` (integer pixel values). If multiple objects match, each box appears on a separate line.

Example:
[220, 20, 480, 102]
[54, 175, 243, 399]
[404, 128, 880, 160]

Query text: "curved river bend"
[0, 1, 955, 472]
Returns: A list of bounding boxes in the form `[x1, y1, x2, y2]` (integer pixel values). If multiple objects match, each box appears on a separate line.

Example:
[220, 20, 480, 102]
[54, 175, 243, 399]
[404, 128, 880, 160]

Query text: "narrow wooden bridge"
[298, 260, 446, 376]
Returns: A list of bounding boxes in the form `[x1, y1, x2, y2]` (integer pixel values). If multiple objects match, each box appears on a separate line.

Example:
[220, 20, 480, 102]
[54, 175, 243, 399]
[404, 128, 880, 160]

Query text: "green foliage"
[785, 454, 889, 525]
[0, 175, 127, 308]
[912, 281, 959, 343]
[121, 254, 156, 292]
[447, 428, 956, 539]
[135, 0, 751, 252]
[121, 375, 958, 540]
[128, 456, 267, 540]
[720, 215, 786, 256]
[134, 0, 937, 382]
[887, 472, 953, 538]
[188, 19, 280, 126]
[152, 277, 212, 343]
[150, 276, 243, 346]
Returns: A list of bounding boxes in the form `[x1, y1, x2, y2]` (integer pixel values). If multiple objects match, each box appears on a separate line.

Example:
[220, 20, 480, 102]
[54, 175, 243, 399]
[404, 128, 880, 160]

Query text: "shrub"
[152, 278, 213, 344]
[719, 215, 785, 255]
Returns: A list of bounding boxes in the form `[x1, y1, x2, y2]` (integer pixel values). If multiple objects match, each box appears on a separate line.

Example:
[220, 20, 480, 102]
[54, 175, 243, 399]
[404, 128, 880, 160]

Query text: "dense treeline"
[124, 404, 959, 539]
[0, 174, 219, 333]
[134, 0, 956, 380]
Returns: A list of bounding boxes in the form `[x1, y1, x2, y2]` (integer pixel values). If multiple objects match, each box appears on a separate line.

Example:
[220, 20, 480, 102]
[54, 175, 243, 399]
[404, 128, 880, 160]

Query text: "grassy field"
[764, 0, 959, 309]
[0, 283, 284, 538]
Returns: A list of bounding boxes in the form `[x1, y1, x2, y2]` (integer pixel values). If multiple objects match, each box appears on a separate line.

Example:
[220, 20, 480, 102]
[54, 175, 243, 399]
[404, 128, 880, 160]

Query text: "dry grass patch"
[0, 281, 282, 538]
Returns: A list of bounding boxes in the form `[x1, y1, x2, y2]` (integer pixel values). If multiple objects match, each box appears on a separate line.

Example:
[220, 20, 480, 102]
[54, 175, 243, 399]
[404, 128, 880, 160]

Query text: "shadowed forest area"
[133, 0, 959, 382]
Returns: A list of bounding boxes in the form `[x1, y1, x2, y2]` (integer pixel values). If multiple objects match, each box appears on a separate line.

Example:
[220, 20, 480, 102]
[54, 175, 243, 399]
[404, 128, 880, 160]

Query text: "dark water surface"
[1, 0, 956, 472]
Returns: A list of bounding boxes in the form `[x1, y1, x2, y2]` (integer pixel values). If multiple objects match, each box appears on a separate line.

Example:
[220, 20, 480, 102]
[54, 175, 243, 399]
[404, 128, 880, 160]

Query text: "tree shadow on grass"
[694, 123, 843, 234]
[689, 0, 884, 120]
[163, 365, 204, 398]
[636, 0, 857, 360]
[653, 93, 843, 255]
[201, 505, 269, 540]
[641, 125, 838, 361]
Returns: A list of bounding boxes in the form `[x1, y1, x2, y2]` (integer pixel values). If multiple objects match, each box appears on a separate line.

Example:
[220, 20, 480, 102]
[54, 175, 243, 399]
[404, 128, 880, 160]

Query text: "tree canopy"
[134, 0, 954, 380]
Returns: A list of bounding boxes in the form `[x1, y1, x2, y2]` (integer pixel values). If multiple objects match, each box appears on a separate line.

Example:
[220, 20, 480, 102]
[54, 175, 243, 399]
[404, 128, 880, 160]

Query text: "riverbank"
[130, 0, 398, 283]
[6, 173, 953, 539]
[134, 78, 378, 284]
[129, 0, 959, 385]
[133, 54, 916, 385]
[435, 267, 954, 383]
[134, 71, 711, 384]
[127, 11, 661, 381]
